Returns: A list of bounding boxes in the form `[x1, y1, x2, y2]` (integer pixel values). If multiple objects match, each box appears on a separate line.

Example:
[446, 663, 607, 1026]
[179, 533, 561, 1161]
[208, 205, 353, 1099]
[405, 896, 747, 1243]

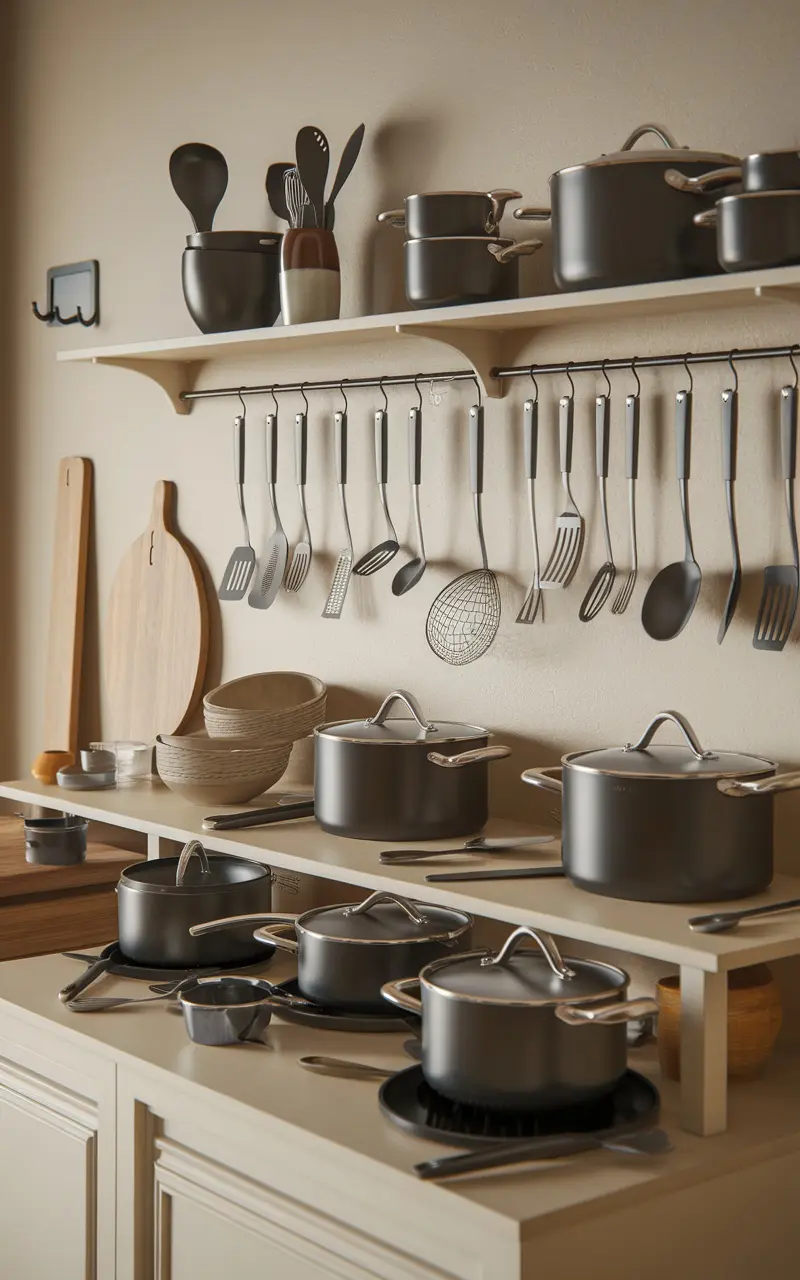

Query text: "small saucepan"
[693, 192, 800, 272]
[378, 190, 522, 238]
[404, 236, 542, 308]
[178, 975, 312, 1045]
[664, 147, 800, 196]
[190, 890, 473, 1012]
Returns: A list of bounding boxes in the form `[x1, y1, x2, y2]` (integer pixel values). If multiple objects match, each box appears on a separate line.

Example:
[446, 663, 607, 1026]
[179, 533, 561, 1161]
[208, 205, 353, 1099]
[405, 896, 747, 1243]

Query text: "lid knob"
[365, 690, 437, 734]
[480, 926, 576, 980]
[622, 710, 716, 760]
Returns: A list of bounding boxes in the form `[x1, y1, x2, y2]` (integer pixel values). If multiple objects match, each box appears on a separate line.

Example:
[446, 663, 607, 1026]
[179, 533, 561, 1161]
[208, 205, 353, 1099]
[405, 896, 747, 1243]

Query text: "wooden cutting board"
[43, 457, 92, 756]
[104, 480, 209, 742]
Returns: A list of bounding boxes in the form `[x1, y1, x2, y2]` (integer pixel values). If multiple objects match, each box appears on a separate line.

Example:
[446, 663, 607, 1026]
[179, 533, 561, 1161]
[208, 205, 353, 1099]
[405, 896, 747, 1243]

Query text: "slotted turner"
[541, 393, 584, 588]
[753, 384, 799, 650]
[218, 414, 256, 601]
[284, 409, 312, 592]
[353, 406, 399, 575]
[248, 412, 288, 610]
[322, 409, 354, 618]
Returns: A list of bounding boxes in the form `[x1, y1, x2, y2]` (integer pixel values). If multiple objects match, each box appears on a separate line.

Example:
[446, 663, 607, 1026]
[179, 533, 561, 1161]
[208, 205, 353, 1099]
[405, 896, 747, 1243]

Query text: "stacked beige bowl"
[156, 672, 327, 806]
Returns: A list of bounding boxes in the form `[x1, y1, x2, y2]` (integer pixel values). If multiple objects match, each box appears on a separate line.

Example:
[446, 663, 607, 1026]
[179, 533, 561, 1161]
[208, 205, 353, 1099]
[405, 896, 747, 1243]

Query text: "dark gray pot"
[181, 242, 281, 333]
[404, 236, 541, 309]
[694, 191, 800, 272]
[378, 190, 521, 238]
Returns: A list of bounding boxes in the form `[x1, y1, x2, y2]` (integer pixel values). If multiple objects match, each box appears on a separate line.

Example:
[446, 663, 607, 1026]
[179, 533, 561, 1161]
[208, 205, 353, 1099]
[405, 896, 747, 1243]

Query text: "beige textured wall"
[8, 0, 800, 866]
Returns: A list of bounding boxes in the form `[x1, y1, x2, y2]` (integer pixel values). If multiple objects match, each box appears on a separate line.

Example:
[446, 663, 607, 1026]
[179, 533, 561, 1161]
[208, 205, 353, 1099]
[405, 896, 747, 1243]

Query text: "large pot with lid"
[191, 890, 473, 1011]
[522, 711, 800, 903]
[382, 926, 656, 1110]
[513, 122, 739, 289]
[313, 689, 510, 840]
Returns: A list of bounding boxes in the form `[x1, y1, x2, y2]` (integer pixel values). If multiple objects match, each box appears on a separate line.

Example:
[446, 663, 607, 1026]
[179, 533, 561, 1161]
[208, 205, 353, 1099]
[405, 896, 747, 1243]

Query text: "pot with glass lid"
[522, 711, 800, 903]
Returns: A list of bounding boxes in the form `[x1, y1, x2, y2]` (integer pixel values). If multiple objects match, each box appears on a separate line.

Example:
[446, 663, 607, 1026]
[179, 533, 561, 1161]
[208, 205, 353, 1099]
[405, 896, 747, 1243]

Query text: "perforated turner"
[248, 412, 288, 610]
[284, 409, 312, 593]
[322, 409, 354, 618]
[218, 414, 256, 601]
[540, 393, 584, 588]
[753, 384, 799, 650]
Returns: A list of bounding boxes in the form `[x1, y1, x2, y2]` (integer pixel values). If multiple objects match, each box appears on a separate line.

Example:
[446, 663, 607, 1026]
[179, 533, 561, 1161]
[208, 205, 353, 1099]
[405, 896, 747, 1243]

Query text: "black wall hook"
[32, 260, 99, 328]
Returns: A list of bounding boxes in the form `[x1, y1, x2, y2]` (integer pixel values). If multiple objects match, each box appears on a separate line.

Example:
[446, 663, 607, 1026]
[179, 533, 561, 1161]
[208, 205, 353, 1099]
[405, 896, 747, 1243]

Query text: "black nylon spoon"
[266, 162, 293, 222]
[169, 143, 228, 232]
[325, 123, 365, 228]
[295, 126, 330, 228]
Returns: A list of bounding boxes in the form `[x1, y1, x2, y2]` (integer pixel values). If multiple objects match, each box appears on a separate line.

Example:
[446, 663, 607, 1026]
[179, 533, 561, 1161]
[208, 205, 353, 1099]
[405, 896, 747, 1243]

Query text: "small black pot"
[190, 890, 473, 1012]
[404, 236, 541, 308]
[24, 815, 87, 865]
[694, 191, 800, 272]
[378, 190, 522, 238]
[182, 241, 281, 333]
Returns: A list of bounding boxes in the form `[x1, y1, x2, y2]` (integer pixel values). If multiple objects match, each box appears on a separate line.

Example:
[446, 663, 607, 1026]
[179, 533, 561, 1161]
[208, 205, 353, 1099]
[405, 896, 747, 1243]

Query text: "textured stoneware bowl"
[203, 672, 327, 743]
[155, 736, 291, 805]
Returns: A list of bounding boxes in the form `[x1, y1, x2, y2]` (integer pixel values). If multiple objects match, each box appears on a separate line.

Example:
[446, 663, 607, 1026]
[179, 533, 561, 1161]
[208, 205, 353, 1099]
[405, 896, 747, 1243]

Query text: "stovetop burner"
[271, 978, 420, 1034]
[378, 1067, 660, 1148]
[63, 942, 275, 984]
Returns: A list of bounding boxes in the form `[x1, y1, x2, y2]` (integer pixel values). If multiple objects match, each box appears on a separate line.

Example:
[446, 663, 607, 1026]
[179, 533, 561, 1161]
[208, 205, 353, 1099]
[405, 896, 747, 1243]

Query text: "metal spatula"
[284, 409, 312, 592]
[753, 385, 799, 650]
[248, 412, 288, 609]
[322, 409, 354, 618]
[540, 391, 584, 588]
[218, 414, 256, 601]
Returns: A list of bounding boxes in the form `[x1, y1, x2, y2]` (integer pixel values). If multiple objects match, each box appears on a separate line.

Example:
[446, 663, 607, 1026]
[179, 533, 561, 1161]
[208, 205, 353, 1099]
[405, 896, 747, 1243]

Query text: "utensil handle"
[782, 386, 797, 480]
[408, 406, 422, 484]
[690, 897, 800, 931]
[201, 799, 315, 831]
[234, 413, 245, 484]
[59, 954, 114, 1003]
[335, 410, 348, 484]
[374, 409, 388, 484]
[721, 389, 738, 482]
[295, 412, 307, 485]
[425, 865, 566, 883]
[469, 404, 484, 494]
[675, 390, 692, 480]
[415, 1133, 602, 1180]
[523, 398, 538, 480]
[595, 394, 610, 478]
[559, 396, 574, 473]
[625, 394, 640, 480]
[265, 413, 278, 484]
[299, 1056, 394, 1081]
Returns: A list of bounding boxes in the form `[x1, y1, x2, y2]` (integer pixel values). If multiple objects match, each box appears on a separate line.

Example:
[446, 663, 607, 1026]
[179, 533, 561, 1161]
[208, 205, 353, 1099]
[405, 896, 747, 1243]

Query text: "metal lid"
[563, 711, 774, 781]
[300, 891, 472, 945]
[422, 927, 626, 1007]
[318, 690, 485, 744]
[119, 851, 269, 894]
[561, 123, 737, 172]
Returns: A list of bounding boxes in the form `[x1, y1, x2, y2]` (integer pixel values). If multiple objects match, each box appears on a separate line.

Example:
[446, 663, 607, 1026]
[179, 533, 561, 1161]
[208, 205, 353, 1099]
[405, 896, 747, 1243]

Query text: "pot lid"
[562, 122, 738, 171]
[120, 850, 268, 894]
[301, 891, 471, 944]
[318, 689, 486, 744]
[423, 927, 626, 1006]
[564, 711, 774, 780]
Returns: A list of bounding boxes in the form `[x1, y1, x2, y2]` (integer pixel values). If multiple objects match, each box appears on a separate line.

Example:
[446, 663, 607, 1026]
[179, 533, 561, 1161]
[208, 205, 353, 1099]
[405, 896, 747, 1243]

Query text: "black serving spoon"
[169, 143, 229, 232]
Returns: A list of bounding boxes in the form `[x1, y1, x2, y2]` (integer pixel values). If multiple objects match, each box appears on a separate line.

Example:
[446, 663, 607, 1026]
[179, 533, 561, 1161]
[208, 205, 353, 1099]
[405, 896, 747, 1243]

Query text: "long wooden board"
[42, 457, 92, 755]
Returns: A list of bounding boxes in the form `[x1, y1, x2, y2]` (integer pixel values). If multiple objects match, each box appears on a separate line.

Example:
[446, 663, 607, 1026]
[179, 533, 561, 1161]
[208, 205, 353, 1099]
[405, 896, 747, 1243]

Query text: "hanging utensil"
[689, 897, 800, 933]
[265, 161, 293, 222]
[426, 403, 501, 665]
[169, 142, 228, 233]
[392, 383, 427, 595]
[299, 1055, 394, 1081]
[322, 396, 354, 618]
[295, 126, 330, 228]
[284, 398, 312, 593]
[641, 380, 701, 638]
[353, 391, 399, 575]
[426, 864, 566, 884]
[66, 976, 197, 1014]
[324, 123, 366, 229]
[540, 372, 584, 588]
[718, 365, 742, 643]
[414, 1127, 673, 1181]
[248, 412, 289, 609]
[516, 391, 543, 624]
[579, 373, 616, 620]
[379, 835, 556, 865]
[753, 374, 799, 650]
[218, 412, 256, 601]
[612, 370, 641, 614]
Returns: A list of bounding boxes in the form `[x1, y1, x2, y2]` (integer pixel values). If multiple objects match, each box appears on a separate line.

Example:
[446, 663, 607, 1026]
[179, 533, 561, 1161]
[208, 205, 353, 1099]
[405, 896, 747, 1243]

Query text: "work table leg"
[679, 966, 728, 1135]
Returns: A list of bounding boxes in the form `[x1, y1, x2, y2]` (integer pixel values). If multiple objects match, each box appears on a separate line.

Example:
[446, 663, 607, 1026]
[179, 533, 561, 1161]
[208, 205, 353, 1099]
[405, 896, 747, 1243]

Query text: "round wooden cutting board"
[104, 481, 209, 743]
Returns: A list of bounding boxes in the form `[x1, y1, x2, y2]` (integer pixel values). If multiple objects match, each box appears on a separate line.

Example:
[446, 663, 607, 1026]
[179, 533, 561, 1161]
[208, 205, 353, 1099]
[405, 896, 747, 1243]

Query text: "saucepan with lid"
[522, 711, 800, 902]
[382, 926, 656, 1110]
[377, 190, 522, 238]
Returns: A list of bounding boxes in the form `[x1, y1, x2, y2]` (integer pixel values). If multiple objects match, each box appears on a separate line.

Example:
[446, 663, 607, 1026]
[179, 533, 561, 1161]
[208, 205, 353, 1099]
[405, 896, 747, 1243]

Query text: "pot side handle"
[252, 922, 299, 954]
[428, 745, 511, 769]
[513, 207, 551, 222]
[664, 165, 742, 194]
[555, 996, 659, 1026]
[717, 770, 800, 798]
[521, 766, 563, 794]
[693, 208, 718, 229]
[487, 239, 542, 264]
[376, 209, 406, 228]
[380, 976, 423, 1015]
[188, 912, 298, 938]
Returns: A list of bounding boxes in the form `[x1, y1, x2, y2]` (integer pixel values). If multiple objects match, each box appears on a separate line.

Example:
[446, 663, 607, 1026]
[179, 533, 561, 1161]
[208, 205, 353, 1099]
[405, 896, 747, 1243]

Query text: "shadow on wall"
[0, 2, 18, 785]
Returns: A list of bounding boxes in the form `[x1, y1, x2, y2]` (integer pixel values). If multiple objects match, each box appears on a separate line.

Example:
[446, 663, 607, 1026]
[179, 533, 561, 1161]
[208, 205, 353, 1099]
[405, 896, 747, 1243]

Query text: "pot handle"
[623, 711, 716, 760]
[188, 912, 298, 938]
[376, 209, 406, 228]
[252, 922, 299, 954]
[693, 208, 718, 229]
[343, 890, 428, 924]
[717, 770, 800, 798]
[428, 745, 511, 768]
[521, 766, 563, 794]
[175, 839, 210, 886]
[366, 689, 437, 733]
[486, 189, 523, 229]
[620, 122, 679, 150]
[555, 996, 659, 1026]
[512, 207, 551, 222]
[664, 165, 742, 194]
[487, 239, 543, 264]
[380, 976, 423, 1015]
[481, 926, 576, 981]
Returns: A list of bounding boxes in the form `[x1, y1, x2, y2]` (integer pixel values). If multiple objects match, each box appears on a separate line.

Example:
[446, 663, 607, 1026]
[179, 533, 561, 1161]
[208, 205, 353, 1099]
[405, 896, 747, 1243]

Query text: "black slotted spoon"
[753, 383, 799, 650]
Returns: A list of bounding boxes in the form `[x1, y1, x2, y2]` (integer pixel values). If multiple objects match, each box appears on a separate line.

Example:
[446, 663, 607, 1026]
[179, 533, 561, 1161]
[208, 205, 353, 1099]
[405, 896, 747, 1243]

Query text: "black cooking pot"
[314, 690, 510, 839]
[665, 147, 800, 196]
[522, 711, 800, 903]
[182, 239, 281, 333]
[404, 236, 541, 308]
[693, 192, 800, 272]
[382, 926, 656, 1110]
[117, 840, 272, 967]
[514, 122, 738, 289]
[191, 890, 473, 1011]
[377, 190, 522, 238]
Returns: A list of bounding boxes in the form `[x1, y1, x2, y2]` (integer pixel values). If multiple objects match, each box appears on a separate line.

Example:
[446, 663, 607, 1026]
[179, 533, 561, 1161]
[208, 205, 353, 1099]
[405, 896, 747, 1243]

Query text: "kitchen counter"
[1, 949, 799, 1279]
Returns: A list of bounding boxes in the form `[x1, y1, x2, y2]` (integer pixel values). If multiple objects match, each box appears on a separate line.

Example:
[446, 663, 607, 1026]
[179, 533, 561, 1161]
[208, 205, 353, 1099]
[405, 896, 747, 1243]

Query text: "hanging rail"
[180, 369, 476, 402]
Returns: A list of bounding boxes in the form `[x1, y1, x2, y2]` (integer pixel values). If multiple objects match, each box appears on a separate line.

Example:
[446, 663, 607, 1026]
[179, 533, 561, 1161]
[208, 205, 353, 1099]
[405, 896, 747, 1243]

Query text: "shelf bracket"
[395, 324, 507, 400]
[92, 358, 203, 415]
[755, 285, 800, 306]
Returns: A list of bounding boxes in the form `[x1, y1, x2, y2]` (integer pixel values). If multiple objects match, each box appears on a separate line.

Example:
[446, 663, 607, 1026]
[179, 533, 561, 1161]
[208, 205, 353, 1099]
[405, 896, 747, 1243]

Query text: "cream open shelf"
[5, 775, 800, 1136]
[57, 264, 800, 412]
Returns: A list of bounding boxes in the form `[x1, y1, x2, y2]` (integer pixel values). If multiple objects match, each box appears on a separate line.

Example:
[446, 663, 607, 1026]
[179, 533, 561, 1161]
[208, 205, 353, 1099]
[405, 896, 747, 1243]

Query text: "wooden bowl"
[155, 737, 291, 805]
[657, 965, 782, 1081]
[203, 672, 327, 743]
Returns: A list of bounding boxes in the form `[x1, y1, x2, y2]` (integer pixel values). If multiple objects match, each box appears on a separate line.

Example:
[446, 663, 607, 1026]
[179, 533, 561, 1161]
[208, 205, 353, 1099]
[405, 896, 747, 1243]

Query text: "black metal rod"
[492, 343, 800, 381]
[180, 369, 477, 402]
